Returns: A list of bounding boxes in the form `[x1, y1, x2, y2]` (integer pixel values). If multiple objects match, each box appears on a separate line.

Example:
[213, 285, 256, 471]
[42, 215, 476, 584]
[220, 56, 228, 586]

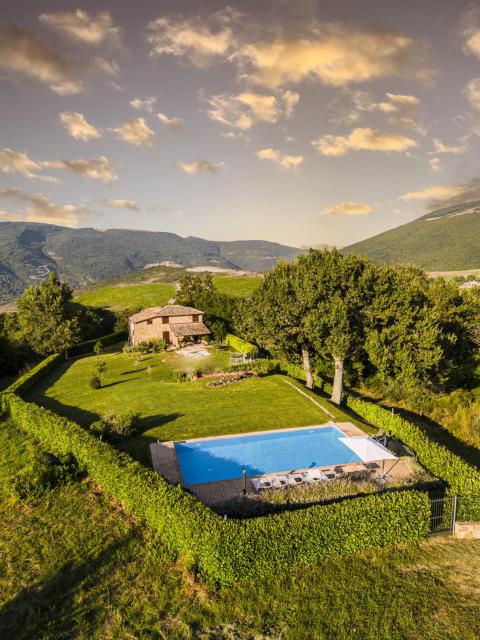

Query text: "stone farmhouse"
[128, 305, 210, 348]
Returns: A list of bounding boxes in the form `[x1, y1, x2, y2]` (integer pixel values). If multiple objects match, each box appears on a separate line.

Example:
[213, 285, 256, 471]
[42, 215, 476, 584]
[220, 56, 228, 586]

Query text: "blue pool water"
[174, 424, 362, 485]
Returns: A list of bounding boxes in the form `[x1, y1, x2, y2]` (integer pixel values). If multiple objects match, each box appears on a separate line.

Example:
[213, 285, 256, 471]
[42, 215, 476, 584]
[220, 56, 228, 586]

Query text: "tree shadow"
[0, 533, 135, 640]
[117, 412, 184, 467]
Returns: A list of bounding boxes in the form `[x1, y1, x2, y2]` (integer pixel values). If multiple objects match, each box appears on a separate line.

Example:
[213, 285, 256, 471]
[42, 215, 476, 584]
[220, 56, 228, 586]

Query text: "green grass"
[25, 347, 366, 465]
[212, 275, 262, 297]
[2, 418, 480, 639]
[75, 283, 176, 310]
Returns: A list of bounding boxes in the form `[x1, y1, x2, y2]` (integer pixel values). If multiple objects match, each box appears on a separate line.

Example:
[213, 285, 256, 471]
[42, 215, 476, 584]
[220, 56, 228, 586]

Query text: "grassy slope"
[212, 275, 261, 297]
[75, 283, 175, 310]
[343, 207, 480, 271]
[2, 419, 480, 639]
[26, 347, 359, 465]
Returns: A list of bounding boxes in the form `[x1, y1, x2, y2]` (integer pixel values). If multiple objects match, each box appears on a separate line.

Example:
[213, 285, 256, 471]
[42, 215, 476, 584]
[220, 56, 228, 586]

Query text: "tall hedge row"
[343, 395, 480, 520]
[67, 330, 128, 358]
[2, 353, 64, 400]
[3, 393, 429, 584]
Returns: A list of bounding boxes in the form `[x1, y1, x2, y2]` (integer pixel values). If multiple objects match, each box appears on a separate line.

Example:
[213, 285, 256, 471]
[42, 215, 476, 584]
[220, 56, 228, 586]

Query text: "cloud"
[113, 117, 155, 147]
[146, 8, 238, 67]
[146, 11, 432, 89]
[429, 157, 441, 172]
[39, 10, 122, 47]
[205, 89, 298, 130]
[221, 131, 250, 144]
[465, 77, 480, 111]
[60, 112, 101, 141]
[236, 25, 432, 89]
[462, 7, 480, 59]
[157, 112, 184, 132]
[100, 198, 139, 211]
[43, 156, 117, 182]
[398, 182, 478, 211]
[176, 160, 223, 174]
[321, 201, 373, 215]
[386, 92, 420, 108]
[256, 148, 303, 170]
[0, 24, 118, 94]
[0, 187, 94, 226]
[312, 127, 416, 156]
[130, 97, 157, 112]
[338, 90, 424, 132]
[0, 24, 82, 94]
[0, 148, 45, 179]
[432, 138, 467, 154]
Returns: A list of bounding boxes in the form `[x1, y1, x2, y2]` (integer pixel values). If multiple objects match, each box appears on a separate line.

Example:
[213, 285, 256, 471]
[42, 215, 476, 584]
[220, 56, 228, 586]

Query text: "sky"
[1, 0, 480, 248]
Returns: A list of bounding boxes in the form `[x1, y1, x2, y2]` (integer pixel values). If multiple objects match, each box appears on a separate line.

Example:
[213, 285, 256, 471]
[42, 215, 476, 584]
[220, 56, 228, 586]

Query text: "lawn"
[75, 283, 175, 310]
[26, 347, 367, 465]
[212, 275, 262, 297]
[2, 418, 480, 639]
[74, 275, 260, 311]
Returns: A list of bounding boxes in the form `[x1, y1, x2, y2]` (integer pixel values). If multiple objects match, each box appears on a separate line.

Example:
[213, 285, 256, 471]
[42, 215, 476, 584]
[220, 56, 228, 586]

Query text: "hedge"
[2, 353, 64, 401]
[343, 395, 480, 521]
[1, 353, 431, 585]
[224, 333, 258, 355]
[67, 330, 128, 357]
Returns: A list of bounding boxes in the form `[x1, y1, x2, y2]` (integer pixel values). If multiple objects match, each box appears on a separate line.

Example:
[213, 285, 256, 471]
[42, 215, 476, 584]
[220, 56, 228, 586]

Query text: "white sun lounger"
[271, 475, 289, 489]
[323, 469, 337, 480]
[252, 476, 273, 491]
[303, 469, 327, 483]
[287, 473, 305, 486]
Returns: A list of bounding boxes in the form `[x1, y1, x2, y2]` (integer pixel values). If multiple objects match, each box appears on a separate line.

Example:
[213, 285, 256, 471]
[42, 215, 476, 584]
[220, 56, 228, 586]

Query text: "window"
[147, 319, 152, 325]
[162, 316, 169, 324]
[192, 314, 200, 322]
[162, 331, 170, 342]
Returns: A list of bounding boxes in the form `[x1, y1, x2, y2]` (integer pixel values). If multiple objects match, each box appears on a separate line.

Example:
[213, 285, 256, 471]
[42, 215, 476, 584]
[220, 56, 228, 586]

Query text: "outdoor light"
[242, 468, 247, 495]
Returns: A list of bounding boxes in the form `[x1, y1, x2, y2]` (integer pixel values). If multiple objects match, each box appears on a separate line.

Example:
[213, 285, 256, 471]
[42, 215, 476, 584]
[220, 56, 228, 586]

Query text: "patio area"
[150, 422, 413, 508]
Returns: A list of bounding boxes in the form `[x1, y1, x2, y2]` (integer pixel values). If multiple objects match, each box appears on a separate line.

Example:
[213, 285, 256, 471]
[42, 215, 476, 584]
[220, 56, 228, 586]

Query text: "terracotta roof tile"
[129, 305, 204, 323]
[169, 322, 211, 337]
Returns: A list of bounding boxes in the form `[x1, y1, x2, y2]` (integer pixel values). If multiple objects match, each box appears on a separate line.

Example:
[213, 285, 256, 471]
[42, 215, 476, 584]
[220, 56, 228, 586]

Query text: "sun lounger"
[323, 469, 337, 480]
[287, 473, 305, 486]
[271, 475, 289, 489]
[252, 477, 273, 491]
[303, 469, 326, 483]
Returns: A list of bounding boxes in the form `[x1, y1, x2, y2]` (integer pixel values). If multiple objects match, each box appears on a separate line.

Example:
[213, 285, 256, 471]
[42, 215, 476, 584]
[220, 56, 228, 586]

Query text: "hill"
[343, 201, 480, 270]
[0, 222, 300, 304]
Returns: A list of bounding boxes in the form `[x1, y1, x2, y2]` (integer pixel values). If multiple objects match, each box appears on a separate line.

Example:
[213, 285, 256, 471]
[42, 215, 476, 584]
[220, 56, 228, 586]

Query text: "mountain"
[0, 222, 303, 304]
[343, 201, 480, 271]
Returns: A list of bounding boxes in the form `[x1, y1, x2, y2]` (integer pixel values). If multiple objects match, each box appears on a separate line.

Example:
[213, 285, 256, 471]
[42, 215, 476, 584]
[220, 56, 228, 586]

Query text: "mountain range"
[0, 222, 303, 304]
[343, 201, 480, 270]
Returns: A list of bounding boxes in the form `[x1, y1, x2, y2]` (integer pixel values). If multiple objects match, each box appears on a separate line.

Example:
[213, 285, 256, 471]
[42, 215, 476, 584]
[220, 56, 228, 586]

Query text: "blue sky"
[1, 0, 480, 247]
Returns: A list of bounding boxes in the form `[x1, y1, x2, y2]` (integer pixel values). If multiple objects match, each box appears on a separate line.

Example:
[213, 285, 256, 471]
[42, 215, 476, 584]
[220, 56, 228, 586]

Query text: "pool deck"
[149, 421, 411, 507]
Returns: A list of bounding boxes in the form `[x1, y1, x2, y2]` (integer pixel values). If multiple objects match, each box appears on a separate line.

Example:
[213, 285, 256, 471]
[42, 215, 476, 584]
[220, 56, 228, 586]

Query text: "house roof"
[169, 322, 211, 337]
[129, 305, 204, 323]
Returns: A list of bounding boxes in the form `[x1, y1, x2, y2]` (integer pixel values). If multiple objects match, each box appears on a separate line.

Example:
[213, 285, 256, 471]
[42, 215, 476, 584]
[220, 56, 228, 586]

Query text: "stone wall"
[455, 521, 480, 539]
[129, 313, 203, 346]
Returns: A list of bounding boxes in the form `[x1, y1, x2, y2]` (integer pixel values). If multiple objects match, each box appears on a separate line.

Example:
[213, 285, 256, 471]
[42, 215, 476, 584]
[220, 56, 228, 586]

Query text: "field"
[211, 275, 261, 297]
[1, 418, 480, 639]
[25, 347, 364, 465]
[75, 283, 175, 310]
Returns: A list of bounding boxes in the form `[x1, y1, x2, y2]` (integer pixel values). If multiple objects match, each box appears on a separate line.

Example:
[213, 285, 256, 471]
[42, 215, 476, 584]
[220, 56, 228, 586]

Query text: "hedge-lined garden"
[1, 352, 433, 586]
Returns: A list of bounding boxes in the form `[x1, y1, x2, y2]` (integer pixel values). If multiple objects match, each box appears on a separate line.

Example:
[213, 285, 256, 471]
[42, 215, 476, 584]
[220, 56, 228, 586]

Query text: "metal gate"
[429, 496, 457, 536]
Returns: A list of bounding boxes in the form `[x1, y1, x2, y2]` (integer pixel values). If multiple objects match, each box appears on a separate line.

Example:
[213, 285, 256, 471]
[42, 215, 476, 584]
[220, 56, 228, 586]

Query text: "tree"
[14, 273, 80, 356]
[176, 273, 214, 305]
[298, 250, 369, 403]
[235, 261, 316, 389]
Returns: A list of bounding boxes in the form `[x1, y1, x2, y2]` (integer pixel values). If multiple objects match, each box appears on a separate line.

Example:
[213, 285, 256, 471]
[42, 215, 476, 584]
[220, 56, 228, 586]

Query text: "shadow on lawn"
[119, 412, 185, 467]
[0, 533, 136, 640]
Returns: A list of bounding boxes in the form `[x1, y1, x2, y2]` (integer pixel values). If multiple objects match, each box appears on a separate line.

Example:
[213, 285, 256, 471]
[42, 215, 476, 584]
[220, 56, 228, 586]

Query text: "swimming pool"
[174, 424, 362, 485]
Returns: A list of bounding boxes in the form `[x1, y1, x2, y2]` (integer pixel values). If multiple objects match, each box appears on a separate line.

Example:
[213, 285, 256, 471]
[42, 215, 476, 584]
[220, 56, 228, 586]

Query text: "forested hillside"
[0, 222, 302, 303]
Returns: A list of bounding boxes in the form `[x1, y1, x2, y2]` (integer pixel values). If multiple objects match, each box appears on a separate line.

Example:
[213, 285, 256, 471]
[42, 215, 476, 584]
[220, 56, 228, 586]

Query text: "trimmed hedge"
[343, 395, 480, 520]
[224, 333, 258, 355]
[67, 330, 128, 358]
[3, 353, 64, 400]
[1, 352, 431, 585]
[3, 394, 429, 584]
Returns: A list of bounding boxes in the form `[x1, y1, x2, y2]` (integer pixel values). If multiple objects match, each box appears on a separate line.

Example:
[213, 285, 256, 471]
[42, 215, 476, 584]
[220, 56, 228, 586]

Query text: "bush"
[89, 411, 139, 441]
[224, 333, 258, 355]
[89, 375, 101, 389]
[8, 453, 79, 502]
[173, 371, 188, 383]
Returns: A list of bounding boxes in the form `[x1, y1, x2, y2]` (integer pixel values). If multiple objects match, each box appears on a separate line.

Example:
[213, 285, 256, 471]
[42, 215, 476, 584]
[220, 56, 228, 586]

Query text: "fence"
[428, 495, 480, 536]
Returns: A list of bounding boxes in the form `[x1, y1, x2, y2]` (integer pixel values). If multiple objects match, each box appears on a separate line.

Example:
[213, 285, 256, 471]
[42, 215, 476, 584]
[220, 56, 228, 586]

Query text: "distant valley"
[0, 222, 302, 304]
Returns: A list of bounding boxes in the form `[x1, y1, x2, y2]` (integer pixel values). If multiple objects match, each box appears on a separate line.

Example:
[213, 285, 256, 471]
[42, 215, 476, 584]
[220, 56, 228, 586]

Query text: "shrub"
[8, 453, 79, 502]
[89, 375, 101, 389]
[89, 410, 139, 440]
[173, 371, 188, 383]
[224, 333, 258, 355]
